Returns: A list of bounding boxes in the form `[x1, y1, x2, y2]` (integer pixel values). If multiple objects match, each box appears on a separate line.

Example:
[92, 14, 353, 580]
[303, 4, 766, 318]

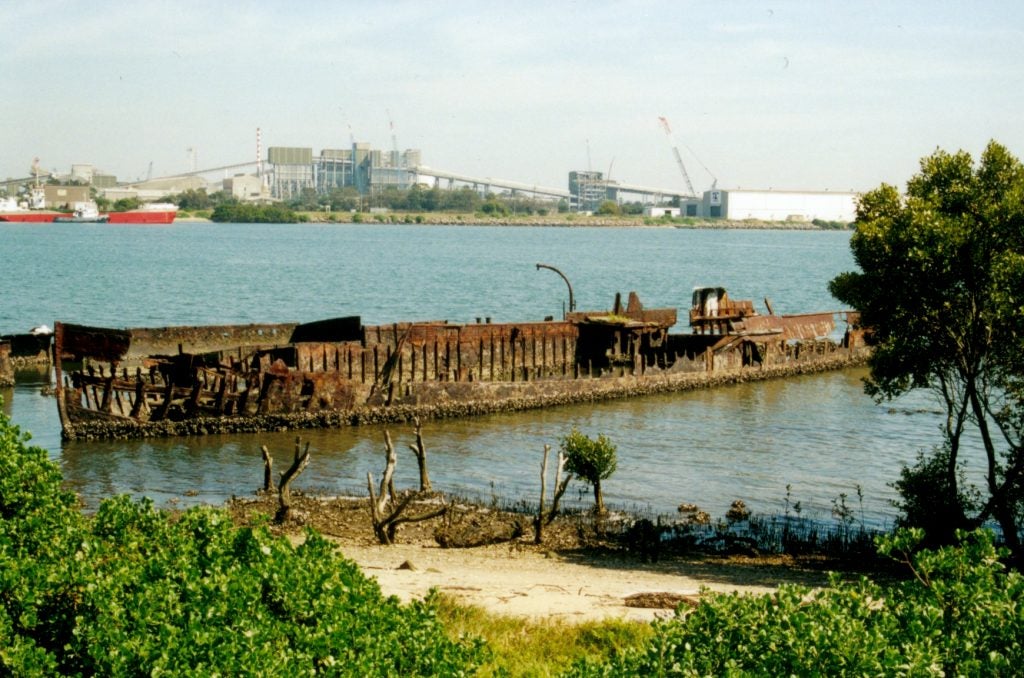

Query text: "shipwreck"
[54, 288, 868, 440]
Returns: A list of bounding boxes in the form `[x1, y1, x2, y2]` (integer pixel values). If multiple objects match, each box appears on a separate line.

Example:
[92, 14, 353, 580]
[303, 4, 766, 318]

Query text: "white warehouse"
[696, 188, 858, 223]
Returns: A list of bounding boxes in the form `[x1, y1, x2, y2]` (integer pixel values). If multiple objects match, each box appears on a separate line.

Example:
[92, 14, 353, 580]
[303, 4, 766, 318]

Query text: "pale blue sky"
[3, 1, 1022, 194]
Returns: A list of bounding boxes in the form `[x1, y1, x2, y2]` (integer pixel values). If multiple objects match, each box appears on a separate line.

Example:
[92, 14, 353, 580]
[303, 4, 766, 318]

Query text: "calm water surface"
[0, 223, 962, 524]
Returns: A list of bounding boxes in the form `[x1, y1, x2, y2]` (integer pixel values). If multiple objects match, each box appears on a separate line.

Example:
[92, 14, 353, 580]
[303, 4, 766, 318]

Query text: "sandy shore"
[337, 541, 821, 622]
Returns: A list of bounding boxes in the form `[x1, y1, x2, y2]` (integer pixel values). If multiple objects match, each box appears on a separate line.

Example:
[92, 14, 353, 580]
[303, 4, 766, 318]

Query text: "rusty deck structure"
[54, 288, 868, 440]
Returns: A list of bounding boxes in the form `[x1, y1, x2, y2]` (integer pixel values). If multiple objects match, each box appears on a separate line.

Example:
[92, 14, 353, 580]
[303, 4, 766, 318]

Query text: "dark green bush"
[569, 528, 1024, 676]
[0, 407, 485, 675]
[210, 203, 302, 223]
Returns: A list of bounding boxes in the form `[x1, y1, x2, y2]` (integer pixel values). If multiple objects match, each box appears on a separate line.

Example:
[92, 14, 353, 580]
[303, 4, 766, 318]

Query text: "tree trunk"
[534, 444, 549, 544]
[594, 479, 606, 515]
[260, 444, 275, 493]
[275, 437, 310, 523]
[407, 416, 432, 492]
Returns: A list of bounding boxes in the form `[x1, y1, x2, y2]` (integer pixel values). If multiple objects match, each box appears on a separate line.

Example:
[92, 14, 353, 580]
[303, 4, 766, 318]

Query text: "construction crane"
[658, 116, 696, 197]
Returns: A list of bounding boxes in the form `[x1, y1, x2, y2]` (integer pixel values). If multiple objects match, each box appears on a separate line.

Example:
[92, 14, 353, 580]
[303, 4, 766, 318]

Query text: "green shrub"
[561, 428, 617, 515]
[569, 529, 1024, 676]
[209, 203, 302, 223]
[0, 407, 485, 675]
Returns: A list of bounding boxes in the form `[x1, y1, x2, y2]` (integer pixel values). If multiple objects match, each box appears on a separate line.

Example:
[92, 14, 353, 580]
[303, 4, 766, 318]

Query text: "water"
[0, 223, 960, 525]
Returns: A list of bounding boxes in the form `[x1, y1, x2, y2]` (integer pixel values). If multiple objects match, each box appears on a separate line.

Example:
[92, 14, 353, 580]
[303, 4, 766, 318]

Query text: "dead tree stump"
[367, 429, 446, 545]
[407, 416, 432, 492]
[260, 445, 275, 493]
[534, 444, 572, 544]
[274, 436, 310, 524]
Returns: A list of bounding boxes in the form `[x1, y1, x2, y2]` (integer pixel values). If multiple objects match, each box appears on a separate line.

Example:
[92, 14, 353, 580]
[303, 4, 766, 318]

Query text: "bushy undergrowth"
[569, 528, 1024, 676]
[0, 409, 485, 676]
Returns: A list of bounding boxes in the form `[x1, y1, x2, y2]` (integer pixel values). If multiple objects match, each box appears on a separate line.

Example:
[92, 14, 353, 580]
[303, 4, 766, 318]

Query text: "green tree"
[444, 187, 482, 212]
[829, 141, 1024, 560]
[560, 428, 618, 515]
[112, 196, 142, 212]
[288, 187, 321, 211]
[479, 196, 510, 216]
[595, 200, 621, 216]
[326, 186, 360, 212]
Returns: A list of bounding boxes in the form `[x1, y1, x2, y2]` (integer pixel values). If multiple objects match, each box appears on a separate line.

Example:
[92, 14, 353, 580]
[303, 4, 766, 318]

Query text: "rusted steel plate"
[733, 312, 835, 340]
[57, 322, 132, 362]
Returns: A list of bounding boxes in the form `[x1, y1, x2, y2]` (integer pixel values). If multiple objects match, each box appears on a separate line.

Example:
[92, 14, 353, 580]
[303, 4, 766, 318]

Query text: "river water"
[0, 223, 958, 525]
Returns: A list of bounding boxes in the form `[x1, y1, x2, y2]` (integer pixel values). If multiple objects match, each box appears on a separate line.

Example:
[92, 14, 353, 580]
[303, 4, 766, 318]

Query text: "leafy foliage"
[210, 202, 306, 223]
[569, 529, 1024, 676]
[829, 141, 1024, 560]
[0, 407, 485, 675]
[561, 428, 618, 514]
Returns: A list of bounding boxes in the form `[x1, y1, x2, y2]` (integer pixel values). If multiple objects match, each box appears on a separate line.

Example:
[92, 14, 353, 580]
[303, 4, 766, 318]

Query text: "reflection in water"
[57, 368, 963, 527]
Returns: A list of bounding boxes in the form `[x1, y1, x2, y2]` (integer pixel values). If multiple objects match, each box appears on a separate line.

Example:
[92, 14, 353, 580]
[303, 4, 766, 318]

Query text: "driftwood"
[407, 416, 432, 492]
[367, 429, 446, 545]
[274, 436, 311, 523]
[533, 444, 573, 544]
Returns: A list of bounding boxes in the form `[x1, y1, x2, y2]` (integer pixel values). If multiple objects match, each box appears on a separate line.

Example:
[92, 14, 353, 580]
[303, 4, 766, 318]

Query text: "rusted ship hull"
[53, 291, 869, 440]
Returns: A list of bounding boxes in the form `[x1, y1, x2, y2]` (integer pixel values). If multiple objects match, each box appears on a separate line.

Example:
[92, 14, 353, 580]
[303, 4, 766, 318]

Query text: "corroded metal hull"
[53, 291, 868, 440]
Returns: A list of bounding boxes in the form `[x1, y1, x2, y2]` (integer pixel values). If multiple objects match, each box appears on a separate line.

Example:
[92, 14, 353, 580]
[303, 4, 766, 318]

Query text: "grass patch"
[432, 593, 653, 677]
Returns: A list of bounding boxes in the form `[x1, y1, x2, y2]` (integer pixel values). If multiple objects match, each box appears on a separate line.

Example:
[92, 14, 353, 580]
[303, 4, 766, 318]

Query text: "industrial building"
[266, 143, 422, 200]
[3, 133, 859, 221]
[695, 188, 858, 223]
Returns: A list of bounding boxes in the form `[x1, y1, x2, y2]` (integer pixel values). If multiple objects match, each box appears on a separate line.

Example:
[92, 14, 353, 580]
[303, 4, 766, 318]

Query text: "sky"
[3, 1, 1023, 194]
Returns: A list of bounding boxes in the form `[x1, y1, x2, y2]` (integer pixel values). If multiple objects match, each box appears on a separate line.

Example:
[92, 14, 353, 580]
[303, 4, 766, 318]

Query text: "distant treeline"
[209, 203, 305, 223]
[160, 186, 660, 219]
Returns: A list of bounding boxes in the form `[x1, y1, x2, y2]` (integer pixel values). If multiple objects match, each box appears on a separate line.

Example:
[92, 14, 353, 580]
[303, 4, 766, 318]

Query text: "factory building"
[698, 188, 858, 223]
[267, 147, 315, 199]
[267, 143, 422, 199]
[223, 174, 269, 202]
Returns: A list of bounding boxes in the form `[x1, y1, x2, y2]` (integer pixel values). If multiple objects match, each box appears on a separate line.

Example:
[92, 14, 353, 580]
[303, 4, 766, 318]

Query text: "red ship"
[105, 203, 178, 224]
[0, 191, 61, 222]
[1, 198, 178, 224]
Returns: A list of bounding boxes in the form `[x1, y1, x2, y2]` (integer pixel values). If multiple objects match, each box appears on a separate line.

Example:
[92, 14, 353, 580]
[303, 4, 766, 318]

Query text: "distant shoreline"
[179, 211, 851, 230]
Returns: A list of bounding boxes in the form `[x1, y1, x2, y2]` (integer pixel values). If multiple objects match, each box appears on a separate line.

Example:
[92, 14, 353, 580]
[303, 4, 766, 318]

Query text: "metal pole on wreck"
[535, 263, 576, 318]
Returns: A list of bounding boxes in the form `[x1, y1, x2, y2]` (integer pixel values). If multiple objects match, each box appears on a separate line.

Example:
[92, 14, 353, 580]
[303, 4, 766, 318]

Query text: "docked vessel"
[0, 190, 62, 222]
[52, 287, 868, 440]
[105, 202, 178, 224]
[54, 203, 108, 223]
